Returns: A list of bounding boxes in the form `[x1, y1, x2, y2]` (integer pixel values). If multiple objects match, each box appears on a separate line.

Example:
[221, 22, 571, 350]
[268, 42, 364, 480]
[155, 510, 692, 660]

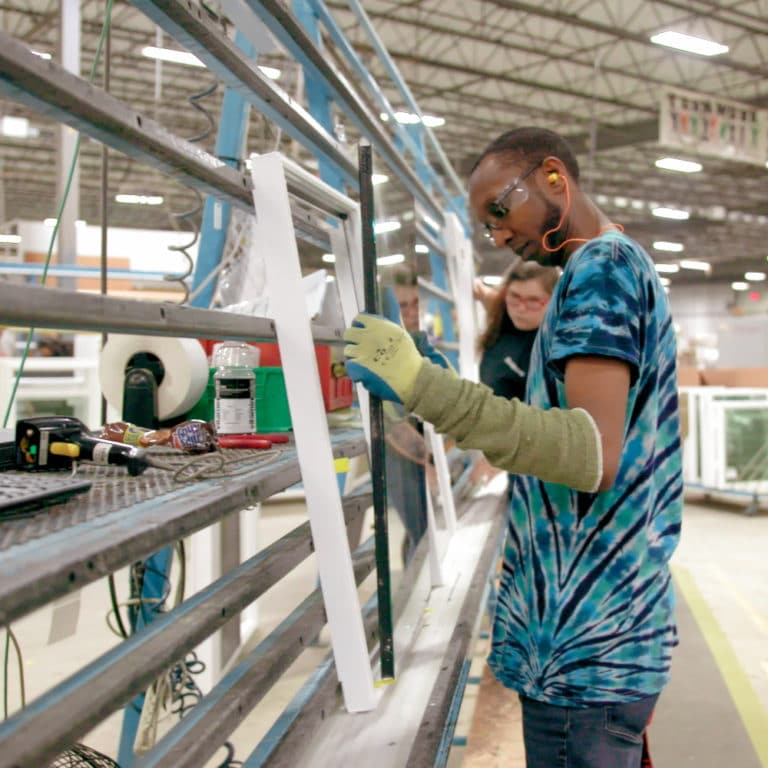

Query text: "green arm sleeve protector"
[404, 362, 603, 493]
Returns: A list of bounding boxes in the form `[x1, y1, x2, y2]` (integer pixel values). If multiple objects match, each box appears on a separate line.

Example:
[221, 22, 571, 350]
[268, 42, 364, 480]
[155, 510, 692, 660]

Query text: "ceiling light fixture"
[415, 244, 429, 254]
[374, 221, 401, 234]
[0, 116, 38, 139]
[659, 277, 671, 287]
[371, 174, 389, 185]
[680, 259, 711, 272]
[655, 263, 680, 274]
[31, 50, 52, 60]
[655, 157, 703, 173]
[321, 253, 336, 263]
[0, 234, 21, 245]
[115, 194, 164, 205]
[731, 281, 748, 291]
[379, 111, 446, 128]
[141, 46, 204, 68]
[653, 241, 685, 252]
[481, 275, 503, 286]
[377, 254, 405, 266]
[650, 30, 728, 57]
[745, 272, 766, 281]
[652, 207, 690, 220]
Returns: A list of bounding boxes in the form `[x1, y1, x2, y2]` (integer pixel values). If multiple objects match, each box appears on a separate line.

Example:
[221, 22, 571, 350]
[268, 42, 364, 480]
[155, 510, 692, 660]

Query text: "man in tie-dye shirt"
[343, 126, 682, 767]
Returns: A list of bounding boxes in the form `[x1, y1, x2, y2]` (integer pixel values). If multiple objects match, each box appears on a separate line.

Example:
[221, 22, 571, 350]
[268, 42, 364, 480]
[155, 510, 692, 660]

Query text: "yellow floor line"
[673, 564, 768, 768]
[708, 563, 768, 637]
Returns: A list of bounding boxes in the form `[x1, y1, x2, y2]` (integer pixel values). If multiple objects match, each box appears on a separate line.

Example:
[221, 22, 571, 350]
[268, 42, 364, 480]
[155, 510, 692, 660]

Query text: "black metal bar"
[358, 141, 394, 680]
[0, 494, 372, 768]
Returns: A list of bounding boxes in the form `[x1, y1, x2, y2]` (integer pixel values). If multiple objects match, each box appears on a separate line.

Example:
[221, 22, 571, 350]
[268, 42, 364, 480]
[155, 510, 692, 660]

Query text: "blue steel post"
[189, 31, 255, 309]
[406, 125, 460, 369]
[117, 547, 174, 766]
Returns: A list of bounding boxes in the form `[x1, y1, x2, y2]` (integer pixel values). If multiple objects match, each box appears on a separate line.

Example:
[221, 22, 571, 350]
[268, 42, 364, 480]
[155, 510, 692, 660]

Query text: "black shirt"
[479, 319, 538, 401]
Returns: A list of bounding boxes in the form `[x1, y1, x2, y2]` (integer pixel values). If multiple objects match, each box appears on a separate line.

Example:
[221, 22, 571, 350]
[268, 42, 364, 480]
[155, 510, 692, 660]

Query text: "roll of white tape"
[100, 335, 209, 420]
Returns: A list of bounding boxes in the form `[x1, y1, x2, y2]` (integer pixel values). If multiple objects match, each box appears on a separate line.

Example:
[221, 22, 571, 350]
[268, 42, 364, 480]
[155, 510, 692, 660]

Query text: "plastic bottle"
[212, 342, 260, 435]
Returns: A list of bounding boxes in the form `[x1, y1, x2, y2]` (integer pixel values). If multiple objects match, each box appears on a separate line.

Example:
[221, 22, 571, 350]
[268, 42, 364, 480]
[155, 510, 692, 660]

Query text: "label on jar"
[214, 377, 256, 434]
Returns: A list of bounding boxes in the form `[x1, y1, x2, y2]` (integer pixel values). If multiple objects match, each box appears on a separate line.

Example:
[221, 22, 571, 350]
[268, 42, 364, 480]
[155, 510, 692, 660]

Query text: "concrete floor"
[5, 500, 768, 767]
[448, 502, 768, 768]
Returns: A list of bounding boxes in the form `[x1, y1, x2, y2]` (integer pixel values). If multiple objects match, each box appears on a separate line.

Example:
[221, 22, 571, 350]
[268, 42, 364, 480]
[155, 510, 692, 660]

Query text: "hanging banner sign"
[659, 86, 768, 166]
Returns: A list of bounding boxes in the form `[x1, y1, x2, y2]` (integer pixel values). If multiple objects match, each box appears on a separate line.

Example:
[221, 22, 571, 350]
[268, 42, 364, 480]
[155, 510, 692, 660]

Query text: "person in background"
[344, 126, 682, 768]
[380, 266, 431, 565]
[477, 259, 559, 401]
[469, 259, 559, 489]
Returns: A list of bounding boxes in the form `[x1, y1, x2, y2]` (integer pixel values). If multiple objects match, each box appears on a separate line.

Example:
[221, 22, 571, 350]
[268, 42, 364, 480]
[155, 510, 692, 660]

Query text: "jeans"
[520, 693, 658, 768]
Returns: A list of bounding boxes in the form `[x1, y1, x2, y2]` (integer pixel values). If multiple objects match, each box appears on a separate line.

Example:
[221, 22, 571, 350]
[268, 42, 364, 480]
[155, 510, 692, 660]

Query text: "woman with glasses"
[476, 260, 559, 402]
[468, 260, 559, 493]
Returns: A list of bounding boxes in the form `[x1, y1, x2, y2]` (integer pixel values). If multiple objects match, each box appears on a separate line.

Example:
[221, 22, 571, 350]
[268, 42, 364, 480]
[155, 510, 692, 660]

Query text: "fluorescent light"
[374, 220, 401, 234]
[325, 275, 335, 283]
[745, 272, 766, 281]
[44, 218, 87, 227]
[655, 157, 703, 173]
[372, 174, 389, 185]
[482, 275, 503, 286]
[613, 196, 629, 208]
[422, 214, 440, 231]
[377, 253, 405, 266]
[31, 50, 52, 60]
[680, 259, 711, 272]
[653, 241, 684, 253]
[655, 263, 680, 274]
[141, 46, 204, 68]
[659, 277, 671, 287]
[0, 234, 21, 245]
[415, 244, 429, 254]
[650, 31, 728, 57]
[321, 253, 336, 263]
[115, 194, 164, 205]
[379, 111, 445, 127]
[732, 281, 749, 291]
[1, 116, 37, 138]
[652, 207, 690, 220]
[258, 65, 281, 80]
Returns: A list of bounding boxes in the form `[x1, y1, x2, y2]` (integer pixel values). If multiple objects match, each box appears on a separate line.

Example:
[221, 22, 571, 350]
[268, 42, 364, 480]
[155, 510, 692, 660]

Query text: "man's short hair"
[471, 127, 580, 182]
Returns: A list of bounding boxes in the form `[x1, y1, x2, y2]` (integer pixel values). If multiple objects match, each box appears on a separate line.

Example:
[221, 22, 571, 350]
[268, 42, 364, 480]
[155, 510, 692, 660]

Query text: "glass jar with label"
[212, 342, 260, 435]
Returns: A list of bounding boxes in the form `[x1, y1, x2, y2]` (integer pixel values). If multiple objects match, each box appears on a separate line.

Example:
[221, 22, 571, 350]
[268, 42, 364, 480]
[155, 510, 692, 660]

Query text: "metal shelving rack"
[0, 1, 505, 765]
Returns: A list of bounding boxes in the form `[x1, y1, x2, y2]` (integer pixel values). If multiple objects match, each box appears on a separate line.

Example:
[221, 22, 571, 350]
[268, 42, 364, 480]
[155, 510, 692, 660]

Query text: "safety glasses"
[484, 162, 541, 234]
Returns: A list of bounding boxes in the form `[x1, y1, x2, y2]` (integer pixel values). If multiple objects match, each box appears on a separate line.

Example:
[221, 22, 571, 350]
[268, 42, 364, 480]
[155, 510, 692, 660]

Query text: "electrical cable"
[1, 0, 116, 429]
[166, 79, 218, 303]
[3, 626, 25, 720]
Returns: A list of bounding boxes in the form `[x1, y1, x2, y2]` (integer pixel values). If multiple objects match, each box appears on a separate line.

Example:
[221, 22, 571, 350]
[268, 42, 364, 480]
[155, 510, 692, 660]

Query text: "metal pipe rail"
[0, 430, 366, 627]
[0, 495, 374, 768]
[416, 223, 447, 259]
[218, 0, 444, 226]
[0, 30, 346, 224]
[417, 276, 455, 305]
[0, 282, 346, 344]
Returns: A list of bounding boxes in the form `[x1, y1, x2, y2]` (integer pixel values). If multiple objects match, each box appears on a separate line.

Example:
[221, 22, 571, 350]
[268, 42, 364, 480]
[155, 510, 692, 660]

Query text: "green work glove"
[343, 313, 427, 404]
[403, 364, 603, 493]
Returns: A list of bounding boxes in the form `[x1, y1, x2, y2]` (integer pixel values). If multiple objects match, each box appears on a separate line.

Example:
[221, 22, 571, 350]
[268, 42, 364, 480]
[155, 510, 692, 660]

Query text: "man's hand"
[343, 313, 425, 403]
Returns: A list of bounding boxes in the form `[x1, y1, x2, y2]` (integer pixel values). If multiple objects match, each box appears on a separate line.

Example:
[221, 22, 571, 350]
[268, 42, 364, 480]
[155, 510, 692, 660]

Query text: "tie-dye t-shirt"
[488, 230, 683, 707]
